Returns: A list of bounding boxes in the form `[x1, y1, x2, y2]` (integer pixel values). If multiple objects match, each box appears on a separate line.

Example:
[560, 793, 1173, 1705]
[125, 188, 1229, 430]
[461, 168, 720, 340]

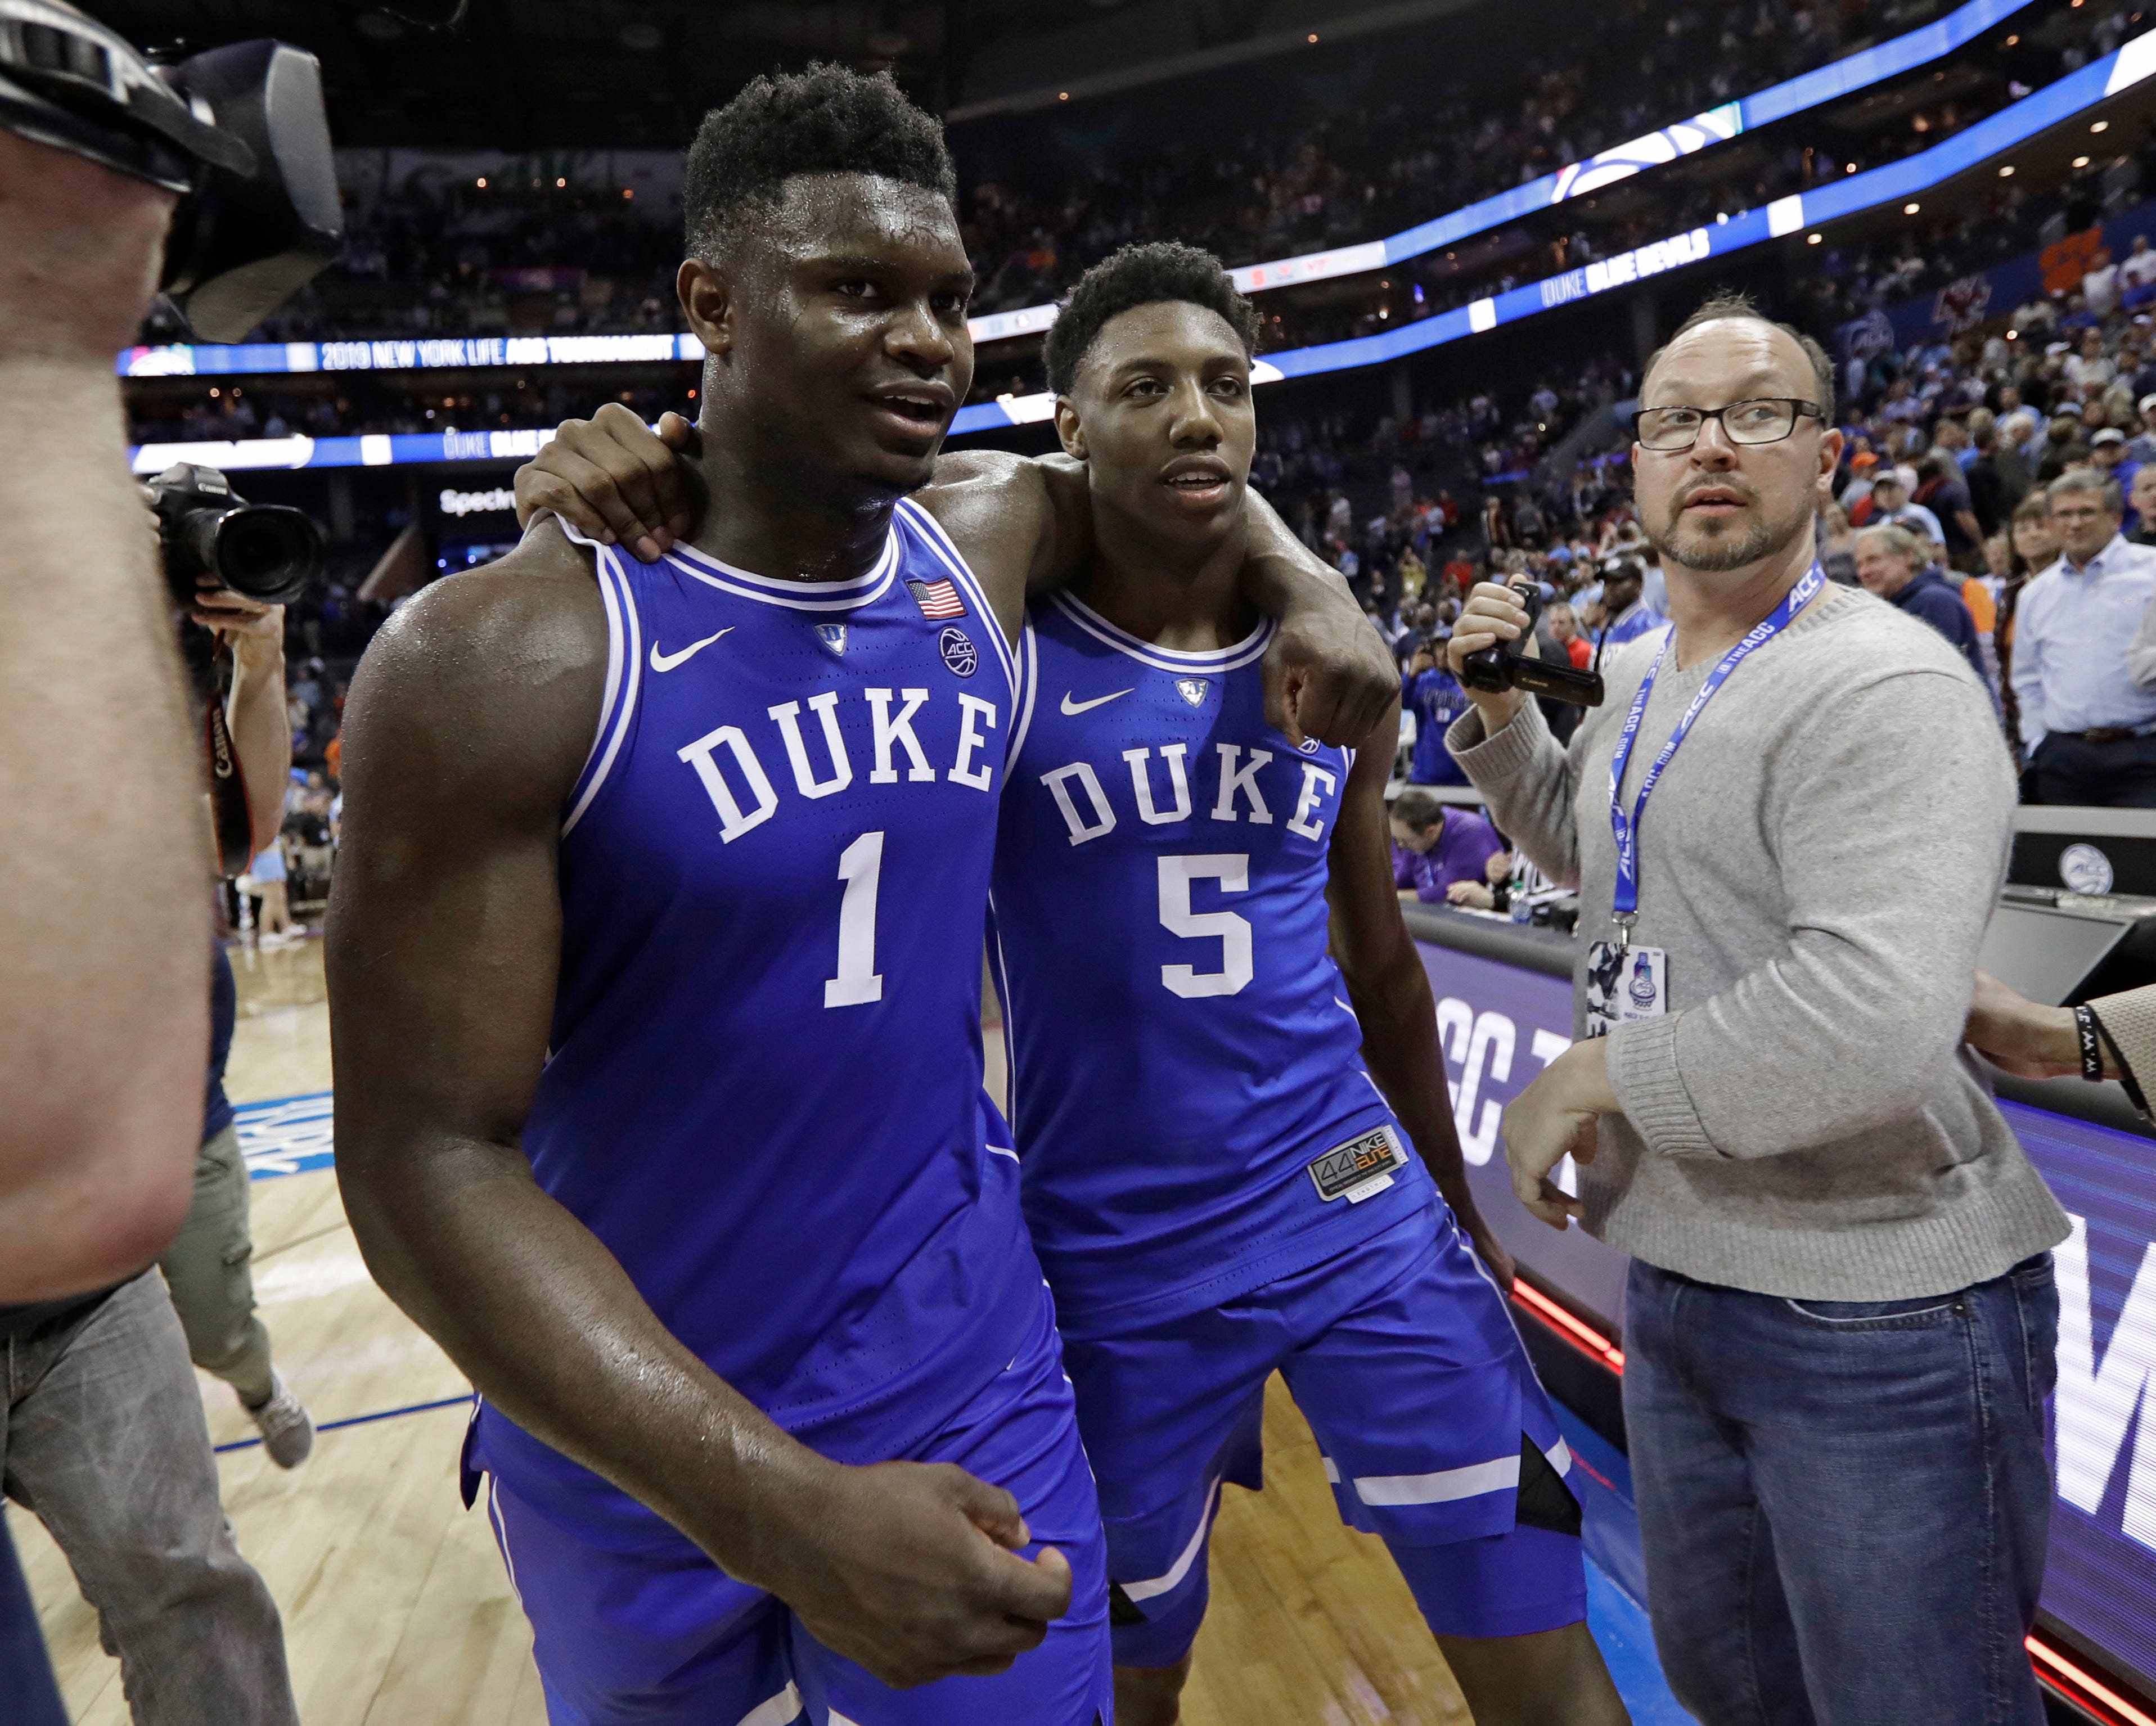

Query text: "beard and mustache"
[1642, 476, 1814, 573]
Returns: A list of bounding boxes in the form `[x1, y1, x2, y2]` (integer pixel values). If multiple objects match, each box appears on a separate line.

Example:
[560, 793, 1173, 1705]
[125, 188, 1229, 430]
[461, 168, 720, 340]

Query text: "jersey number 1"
[1158, 854, 1253, 998]
[825, 831, 885, 1008]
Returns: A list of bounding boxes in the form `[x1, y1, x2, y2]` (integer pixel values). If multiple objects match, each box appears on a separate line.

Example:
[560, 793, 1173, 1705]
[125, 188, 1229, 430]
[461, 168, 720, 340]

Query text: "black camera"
[149, 463, 323, 609]
[1459, 581, 1606, 707]
[0, 3, 341, 341]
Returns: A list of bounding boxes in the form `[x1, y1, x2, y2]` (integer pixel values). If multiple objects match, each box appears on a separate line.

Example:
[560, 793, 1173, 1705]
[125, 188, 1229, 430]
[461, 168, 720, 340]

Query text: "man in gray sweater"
[1446, 292, 2068, 1726]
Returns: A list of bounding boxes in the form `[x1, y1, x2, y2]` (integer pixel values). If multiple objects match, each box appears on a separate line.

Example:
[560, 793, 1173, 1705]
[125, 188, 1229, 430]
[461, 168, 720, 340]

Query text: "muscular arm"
[328, 526, 790, 1544]
[327, 524, 1064, 1683]
[1325, 710, 1513, 1283]
[0, 134, 203, 1298]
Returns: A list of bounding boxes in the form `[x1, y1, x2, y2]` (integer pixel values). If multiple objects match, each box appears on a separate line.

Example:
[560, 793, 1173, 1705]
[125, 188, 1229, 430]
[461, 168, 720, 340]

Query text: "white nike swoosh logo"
[1061, 688, 1135, 715]
[648, 627, 735, 673]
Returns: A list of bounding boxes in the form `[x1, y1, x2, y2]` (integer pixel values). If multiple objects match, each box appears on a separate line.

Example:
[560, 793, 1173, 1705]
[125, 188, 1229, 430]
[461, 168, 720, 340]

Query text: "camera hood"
[0, 1, 252, 190]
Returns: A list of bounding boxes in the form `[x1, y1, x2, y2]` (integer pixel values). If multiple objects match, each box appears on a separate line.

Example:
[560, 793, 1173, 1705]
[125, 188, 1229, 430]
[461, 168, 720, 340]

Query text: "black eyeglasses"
[1632, 398, 1826, 451]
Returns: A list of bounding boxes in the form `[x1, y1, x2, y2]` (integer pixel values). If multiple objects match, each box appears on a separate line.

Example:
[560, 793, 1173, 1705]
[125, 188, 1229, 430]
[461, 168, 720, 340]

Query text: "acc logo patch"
[2061, 842, 2115, 896]
[814, 623, 848, 655]
[1298, 736, 1322, 755]
[1176, 678, 1208, 707]
[938, 627, 978, 678]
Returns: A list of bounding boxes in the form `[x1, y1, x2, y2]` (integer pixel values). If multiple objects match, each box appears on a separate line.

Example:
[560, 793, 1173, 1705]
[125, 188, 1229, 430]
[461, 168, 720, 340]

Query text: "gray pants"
[157, 1124, 273, 1407]
[3, 1270, 297, 1725]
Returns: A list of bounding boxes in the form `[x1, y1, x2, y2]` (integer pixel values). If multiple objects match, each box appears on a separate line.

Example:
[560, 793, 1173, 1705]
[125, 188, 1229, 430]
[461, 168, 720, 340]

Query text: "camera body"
[148, 464, 323, 610]
[1459, 580, 1606, 707]
[0, 4, 341, 341]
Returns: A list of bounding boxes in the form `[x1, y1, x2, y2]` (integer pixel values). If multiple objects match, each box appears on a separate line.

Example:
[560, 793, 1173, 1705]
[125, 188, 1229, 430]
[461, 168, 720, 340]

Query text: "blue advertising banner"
[1412, 929, 2156, 1695]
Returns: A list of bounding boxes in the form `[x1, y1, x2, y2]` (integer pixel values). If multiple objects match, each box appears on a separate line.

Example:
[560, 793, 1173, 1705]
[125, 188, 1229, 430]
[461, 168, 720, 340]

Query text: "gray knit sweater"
[1447, 583, 2068, 1300]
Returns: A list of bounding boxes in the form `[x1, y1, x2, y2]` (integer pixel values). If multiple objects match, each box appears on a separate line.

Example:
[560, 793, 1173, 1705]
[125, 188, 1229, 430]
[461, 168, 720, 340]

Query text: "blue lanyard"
[1606, 563, 1826, 943]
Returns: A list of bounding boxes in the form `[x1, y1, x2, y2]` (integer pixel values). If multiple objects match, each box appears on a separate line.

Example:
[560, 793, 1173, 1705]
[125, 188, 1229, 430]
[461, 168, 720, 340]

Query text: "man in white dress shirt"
[2011, 468, 2156, 805]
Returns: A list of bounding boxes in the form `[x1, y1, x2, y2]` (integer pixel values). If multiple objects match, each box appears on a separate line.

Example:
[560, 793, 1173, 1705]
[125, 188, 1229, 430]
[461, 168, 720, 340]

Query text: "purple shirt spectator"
[1388, 795, 1506, 902]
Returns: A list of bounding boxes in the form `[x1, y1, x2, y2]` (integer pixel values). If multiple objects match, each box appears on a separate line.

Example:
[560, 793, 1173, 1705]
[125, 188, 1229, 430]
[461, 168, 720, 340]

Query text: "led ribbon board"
[120, 0, 2033, 380]
[124, 21, 2156, 471]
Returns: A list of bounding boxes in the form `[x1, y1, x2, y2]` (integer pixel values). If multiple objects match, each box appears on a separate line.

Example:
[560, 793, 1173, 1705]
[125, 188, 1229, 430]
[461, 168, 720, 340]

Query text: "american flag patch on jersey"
[907, 578, 966, 620]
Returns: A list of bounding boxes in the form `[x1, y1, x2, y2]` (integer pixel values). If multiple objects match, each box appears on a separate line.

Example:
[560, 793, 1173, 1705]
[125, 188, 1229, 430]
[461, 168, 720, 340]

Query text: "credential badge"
[1176, 678, 1208, 707]
[815, 623, 848, 656]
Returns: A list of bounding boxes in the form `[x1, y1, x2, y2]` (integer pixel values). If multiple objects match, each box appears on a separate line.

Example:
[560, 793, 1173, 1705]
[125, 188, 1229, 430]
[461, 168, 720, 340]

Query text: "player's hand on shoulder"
[767, 1457, 1074, 1689]
[1262, 587, 1399, 749]
[515, 403, 700, 562]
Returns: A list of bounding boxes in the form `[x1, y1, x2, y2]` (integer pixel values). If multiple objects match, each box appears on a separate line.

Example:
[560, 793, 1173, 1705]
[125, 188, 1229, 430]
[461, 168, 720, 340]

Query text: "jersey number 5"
[825, 831, 885, 1008]
[1158, 854, 1253, 999]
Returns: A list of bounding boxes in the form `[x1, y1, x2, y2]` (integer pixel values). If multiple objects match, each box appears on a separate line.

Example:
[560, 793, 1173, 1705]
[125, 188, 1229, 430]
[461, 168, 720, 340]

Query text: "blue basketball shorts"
[478, 1291, 1111, 1725]
[1059, 1201, 1586, 1668]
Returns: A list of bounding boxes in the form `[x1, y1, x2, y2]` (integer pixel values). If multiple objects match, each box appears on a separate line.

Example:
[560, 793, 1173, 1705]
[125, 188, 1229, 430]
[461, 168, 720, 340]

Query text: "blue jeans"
[0, 1511, 65, 1726]
[1623, 1255, 2058, 1726]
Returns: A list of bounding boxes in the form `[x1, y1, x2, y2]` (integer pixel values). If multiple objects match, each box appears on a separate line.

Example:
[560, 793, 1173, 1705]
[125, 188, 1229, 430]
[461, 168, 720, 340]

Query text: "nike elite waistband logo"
[1061, 688, 1135, 715]
[649, 627, 735, 673]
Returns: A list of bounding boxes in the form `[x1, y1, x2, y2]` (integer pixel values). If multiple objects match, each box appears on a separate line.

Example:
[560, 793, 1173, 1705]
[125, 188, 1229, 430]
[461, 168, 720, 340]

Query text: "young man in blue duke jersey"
[1001, 246, 1628, 1726]
[533, 245, 1630, 1726]
[326, 70, 1390, 1726]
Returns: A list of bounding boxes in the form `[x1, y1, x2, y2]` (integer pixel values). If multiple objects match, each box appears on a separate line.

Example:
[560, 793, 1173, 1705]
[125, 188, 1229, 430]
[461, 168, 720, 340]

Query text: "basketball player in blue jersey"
[529, 246, 1630, 1726]
[326, 69, 1393, 1726]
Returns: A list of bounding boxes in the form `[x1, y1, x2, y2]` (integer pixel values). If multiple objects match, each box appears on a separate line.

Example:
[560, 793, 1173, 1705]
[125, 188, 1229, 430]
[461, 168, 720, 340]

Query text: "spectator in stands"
[2121, 234, 2156, 310]
[1965, 412, 2017, 538]
[2065, 326, 2117, 391]
[1868, 470, 1944, 549]
[1997, 492, 2060, 760]
[2011, 468, 2156, 804]
[2132, 463, 2156, 545]
[1595, 558, 1663, 647]
[1817, 500, 1859, 585]
[1916, 452, 1982, 570]
[2128, 393, 2156, 465]
[2037, 413, 2091, 483]
[1388, 788, 1507, 905]
[1400, 638, 1472, 787]
[1853, 523, 1989, 686]
[1547, 601, 1591, 670]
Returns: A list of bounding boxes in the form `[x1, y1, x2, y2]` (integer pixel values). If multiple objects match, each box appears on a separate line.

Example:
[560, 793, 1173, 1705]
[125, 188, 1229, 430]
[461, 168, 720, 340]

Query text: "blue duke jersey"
[989, 593, 1432, 1339]
[472, 500, 1046, 1544]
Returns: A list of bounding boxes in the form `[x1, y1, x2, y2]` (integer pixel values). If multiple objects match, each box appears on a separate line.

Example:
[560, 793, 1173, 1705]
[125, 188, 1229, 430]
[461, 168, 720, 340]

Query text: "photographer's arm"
[194, 585, 290, 851]
[0, 133, 205, 1299]
[327, 527, 1067, 1689]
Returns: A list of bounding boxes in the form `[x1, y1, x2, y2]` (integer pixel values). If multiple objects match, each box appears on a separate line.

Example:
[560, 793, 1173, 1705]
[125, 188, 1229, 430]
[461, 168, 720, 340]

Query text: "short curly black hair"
[683, 64, 956, 260]
[1043, 242, 1262, 396]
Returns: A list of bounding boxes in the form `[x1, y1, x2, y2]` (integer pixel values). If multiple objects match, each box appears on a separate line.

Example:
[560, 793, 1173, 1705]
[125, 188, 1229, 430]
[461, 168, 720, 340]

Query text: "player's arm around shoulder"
[1325, 710, 1514, 1284]
[915, 448, 1082, 648]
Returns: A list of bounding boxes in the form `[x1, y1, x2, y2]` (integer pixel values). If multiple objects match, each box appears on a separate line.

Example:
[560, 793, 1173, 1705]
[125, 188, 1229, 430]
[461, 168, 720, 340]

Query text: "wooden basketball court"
[20, 939, 1473, 1724]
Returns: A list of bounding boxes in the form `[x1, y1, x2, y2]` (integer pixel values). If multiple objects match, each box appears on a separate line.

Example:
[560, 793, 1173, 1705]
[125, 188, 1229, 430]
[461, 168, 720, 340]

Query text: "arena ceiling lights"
[119, 0, 2033, 386]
